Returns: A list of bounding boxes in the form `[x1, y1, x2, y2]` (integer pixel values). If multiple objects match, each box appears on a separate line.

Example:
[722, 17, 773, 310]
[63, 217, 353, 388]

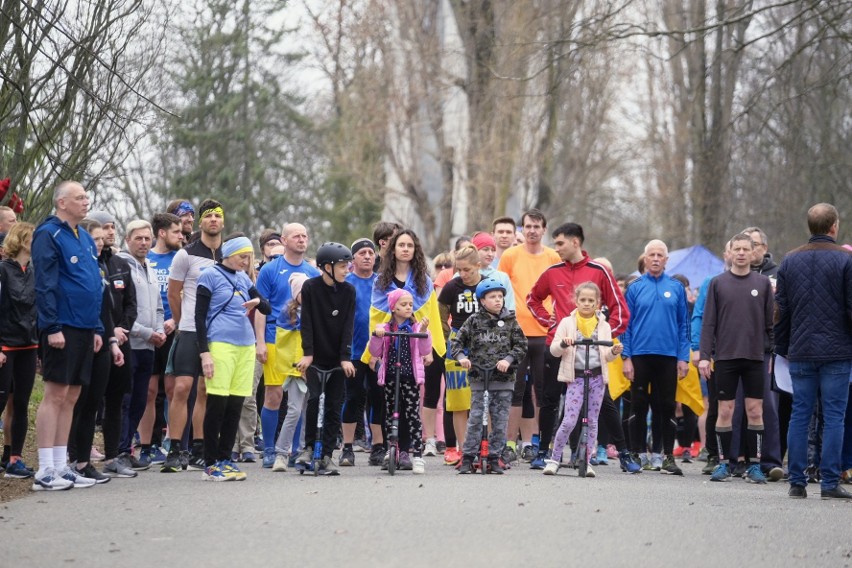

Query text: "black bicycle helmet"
[316, 242, 353, 267]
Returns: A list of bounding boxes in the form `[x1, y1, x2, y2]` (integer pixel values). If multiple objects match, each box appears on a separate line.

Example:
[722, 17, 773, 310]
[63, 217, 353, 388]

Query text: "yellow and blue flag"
[360, 274, 445, 363]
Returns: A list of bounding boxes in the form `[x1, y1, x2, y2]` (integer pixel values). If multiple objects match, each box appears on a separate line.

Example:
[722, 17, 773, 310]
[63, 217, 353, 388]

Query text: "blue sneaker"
[530, 452, 547, 470]
[150, 446, 165, 465]
[241, 451, 256, 463]
[137, 450, 153, 469]
[202, 463, 232, 482]
[262, 447, 276, 468]
[745, 464, 767, 484]
[4, 459, 35, 479]
[619, 450, 641, 474]
[595, 445, 608, 466]
[710, 463, 732, 482]
[220, 460, 247, 481]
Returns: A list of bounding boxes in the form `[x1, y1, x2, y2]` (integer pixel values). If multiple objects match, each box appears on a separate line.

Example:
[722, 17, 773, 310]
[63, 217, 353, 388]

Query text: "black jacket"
[99, 247, 137, 339]
[0, 258, 38, 347]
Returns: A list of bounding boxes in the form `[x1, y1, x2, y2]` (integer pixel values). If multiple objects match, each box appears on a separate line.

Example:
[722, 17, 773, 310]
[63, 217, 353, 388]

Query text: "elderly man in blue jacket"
[31, 181, 104, 491]
[775, 203, 852, 500]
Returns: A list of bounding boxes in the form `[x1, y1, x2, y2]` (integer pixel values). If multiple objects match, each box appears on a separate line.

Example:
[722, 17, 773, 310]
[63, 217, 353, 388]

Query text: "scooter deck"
[295, 463, 340, 476]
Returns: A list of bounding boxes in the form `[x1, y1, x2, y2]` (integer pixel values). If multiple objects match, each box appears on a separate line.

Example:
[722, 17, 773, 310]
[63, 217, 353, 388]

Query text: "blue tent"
[663, 245, 724, 289]
[631, 245, 724, 289]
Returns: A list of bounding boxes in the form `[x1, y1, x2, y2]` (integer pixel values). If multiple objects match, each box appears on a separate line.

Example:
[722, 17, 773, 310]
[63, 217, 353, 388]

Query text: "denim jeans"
[788, 359, 851, 490]
[843, 383, 852, 471]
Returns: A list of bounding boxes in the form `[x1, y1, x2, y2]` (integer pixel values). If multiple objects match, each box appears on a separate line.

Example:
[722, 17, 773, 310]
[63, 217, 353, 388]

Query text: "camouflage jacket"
[450, 307, 528, 390]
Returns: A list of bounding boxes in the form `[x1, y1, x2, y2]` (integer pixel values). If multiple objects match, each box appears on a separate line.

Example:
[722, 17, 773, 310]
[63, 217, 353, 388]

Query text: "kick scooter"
[374, 330, 428, 476]
[297, 365, 343, 476]
[574, 338, 613, 478]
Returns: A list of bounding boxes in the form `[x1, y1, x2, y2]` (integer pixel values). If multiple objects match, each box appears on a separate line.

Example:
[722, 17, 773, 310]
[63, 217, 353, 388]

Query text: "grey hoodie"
[119, 251, 164, 351]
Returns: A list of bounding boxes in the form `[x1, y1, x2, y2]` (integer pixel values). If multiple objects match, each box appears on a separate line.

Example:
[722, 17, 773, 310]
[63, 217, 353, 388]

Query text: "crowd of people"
[0, 183, 851, 501]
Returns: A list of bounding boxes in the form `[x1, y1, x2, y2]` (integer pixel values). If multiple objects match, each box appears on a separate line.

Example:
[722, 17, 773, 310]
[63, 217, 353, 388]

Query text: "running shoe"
[443, 447, 461, 466]
[272, 453, 288, 472]
[488, 456, 504, 475]
[697, 447, 709, 462]
[353, 438, 371, 452]
[220, 460, 247, 481]
[368, 446, 385, 466]
[595, 445, 608, 465]
[640, 453, 652, 470]
[690, 441, 702, 457]
[90, 448, 106, 462]
[501, 446, 518, 465]
[436, 440, 447, 454]
[295, 448, 313, 465]
[733, 461, 748, 478]
[710, 463, 732, 482]
[661, 455, 683, 476]
[650, 453, 663, 471]
[318, 455, 338, 473]
[458, 455, 475, 474]
[241, 451, 256, 463]
[150, 446, 166, 465]
[136, 450, 154, 469]
[681, 449, 693, 464]
[187, 453, 206, 471]
[530, 452, 547, 470]
[381, 451, 390, 470]
[32, 468, 73, 491]
[105, 458, 138, 478]
[744, 464, 767, 484]
[520, 444, 536, 462]
[423, 438, 438, 457]
[672, 445, 685, 458]
[160, 452, 181, 473]
[702, 456, 720, 475]
[4, 460, 34, 479]
[179, 450, 190, 471]
[606, 444, 619, 459]
[398, 451, 413, 470]
[840, 468, 852, 484]
[585, 464, 596, 478]
[75, 463, 111, 484]
[821, 486, 852, 500]
[412, 456, 426, 475]
[119, 452, 150, 471]
[339, 447, 355, 467]
[619, 451, 641, 474]
[203, 463, 232, 482]
[262, 447, 276, 468]
[543, 459, 559, 476]
[766, 466, 784, 482]
[60, 466, 97, 488]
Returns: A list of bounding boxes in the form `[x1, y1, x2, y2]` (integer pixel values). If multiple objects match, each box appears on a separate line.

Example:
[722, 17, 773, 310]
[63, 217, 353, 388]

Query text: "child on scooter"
[369, 289, 432, 474]
[450, 278, 527, 474]
[293, 243, 357, 474]
[544, 282, 621, 476]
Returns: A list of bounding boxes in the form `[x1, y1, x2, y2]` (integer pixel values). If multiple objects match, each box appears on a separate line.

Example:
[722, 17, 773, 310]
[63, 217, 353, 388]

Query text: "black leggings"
[70, 349, 111, 463]
[628, 355, 678, 455]
[203, 393, 244, 466]
[423, 350, 443, 409]
[342, 361, 384, 426]
[385, 375, 422, 454]
[0, 349, 37, 456]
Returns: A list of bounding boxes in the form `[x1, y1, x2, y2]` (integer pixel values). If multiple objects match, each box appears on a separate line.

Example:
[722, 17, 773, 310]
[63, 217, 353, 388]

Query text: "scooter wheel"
[388, 446, 397, 476]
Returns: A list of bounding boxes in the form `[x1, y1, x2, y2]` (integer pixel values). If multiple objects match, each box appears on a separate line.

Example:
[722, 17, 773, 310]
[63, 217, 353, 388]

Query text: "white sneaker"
[543, 459, 560, 475]
[90, 448, 105, 462]
[32, 468, 73, 491]
[272, 454, 288, 472]
[59, 466, 96, 488]
[412, 457, 425, 475]
[584, 464, 596, 478]
[423, 438, 438, 457]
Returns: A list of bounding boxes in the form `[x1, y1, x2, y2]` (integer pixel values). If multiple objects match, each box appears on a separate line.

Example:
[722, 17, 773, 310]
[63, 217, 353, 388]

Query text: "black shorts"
[169, 331, 200, 378]
[714, 358, 765, 401]
[152, 331, 176, 376]
[512, 336, 544, 406]
[40, 327, 95, 386]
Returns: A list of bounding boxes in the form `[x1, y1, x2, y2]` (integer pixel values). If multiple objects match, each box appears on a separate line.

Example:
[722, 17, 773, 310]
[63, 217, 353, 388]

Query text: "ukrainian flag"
[360, 273, 445, 363]
[607, 350, 705, 416]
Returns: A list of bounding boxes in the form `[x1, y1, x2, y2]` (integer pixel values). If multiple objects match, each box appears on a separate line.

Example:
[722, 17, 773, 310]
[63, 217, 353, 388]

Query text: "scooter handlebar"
[572, 338, 614, 347]
[372, 331, 429, 338]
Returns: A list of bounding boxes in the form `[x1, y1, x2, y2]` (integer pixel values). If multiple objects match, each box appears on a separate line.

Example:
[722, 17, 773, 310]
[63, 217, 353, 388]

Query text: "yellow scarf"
[576, 313, 597, 338]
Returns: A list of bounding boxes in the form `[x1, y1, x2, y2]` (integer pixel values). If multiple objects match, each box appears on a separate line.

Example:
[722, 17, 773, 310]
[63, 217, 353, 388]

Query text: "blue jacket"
[621, 272, 690, 361]
[774, 235, 852, 361]
[690, 275, 714, 351]
[32, 215, 104, 334]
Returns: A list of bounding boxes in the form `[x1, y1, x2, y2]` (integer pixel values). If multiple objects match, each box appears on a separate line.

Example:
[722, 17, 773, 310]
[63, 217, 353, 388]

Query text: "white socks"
[37, 448, 54, 476]
[53, 445, 68, 472]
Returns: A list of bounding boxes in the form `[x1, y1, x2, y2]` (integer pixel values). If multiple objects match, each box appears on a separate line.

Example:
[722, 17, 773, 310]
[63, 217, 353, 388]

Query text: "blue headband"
[222, 236, 253, 258]
[173, 201, 194, 217]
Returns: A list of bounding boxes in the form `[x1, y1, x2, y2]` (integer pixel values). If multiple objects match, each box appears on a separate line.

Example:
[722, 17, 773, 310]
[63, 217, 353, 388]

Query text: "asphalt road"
[1, 455, 850, 568]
